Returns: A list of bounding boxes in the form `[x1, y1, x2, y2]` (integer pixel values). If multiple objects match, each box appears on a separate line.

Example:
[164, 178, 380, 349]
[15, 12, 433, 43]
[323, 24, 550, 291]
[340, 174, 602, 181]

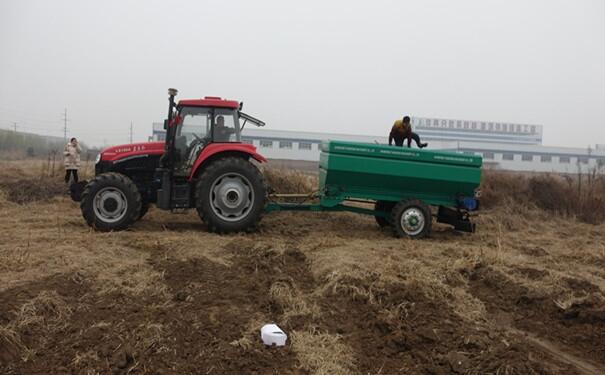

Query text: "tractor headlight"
[95, 153, 101, 164]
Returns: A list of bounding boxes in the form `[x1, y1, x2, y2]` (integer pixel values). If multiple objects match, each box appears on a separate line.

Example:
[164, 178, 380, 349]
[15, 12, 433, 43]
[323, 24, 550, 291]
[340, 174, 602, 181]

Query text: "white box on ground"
[261, 324, 287, 346]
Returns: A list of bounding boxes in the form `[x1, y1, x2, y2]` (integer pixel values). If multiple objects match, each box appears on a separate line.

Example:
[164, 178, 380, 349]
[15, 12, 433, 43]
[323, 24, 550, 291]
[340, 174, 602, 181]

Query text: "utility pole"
[12, 122, 17, 132]
[130, 121, 133, 143]
[63, 108, 68, 141]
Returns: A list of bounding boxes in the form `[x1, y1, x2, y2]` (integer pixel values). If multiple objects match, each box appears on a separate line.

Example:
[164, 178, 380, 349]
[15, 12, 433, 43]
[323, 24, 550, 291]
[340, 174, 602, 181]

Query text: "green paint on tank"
[319, 140, 482, 208]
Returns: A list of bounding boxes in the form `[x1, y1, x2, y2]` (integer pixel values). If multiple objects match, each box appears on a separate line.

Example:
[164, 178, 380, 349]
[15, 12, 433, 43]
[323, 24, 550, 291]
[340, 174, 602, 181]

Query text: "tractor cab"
[164, 91, 265, 177]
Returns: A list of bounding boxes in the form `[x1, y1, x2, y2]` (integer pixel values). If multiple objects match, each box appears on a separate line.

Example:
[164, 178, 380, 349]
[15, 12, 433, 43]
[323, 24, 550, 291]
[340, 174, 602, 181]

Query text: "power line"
[63, 108, 68, 141]
[0, 108, 64, 124]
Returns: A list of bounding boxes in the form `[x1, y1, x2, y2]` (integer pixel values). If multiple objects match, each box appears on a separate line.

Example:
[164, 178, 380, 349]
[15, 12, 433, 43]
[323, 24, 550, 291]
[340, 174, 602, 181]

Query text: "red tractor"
[77, 89, 268, 232]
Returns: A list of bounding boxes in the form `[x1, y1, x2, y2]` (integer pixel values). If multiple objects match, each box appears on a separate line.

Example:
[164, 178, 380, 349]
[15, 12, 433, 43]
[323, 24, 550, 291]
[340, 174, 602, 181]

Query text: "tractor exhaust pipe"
[157, 88, 179, 209]
[167, 88, 178, 124]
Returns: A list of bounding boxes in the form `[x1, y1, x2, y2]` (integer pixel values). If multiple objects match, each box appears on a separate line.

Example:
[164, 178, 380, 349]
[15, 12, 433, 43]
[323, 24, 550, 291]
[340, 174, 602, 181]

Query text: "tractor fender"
[188, 143, 266, 181]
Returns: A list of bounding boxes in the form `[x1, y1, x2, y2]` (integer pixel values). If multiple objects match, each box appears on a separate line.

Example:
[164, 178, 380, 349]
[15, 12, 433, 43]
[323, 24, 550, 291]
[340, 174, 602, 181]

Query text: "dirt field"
[1, 160, 604, 374]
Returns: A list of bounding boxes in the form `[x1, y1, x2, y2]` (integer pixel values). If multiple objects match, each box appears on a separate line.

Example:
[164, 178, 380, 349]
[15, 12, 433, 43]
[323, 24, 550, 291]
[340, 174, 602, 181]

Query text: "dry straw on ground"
[1, 159, 604, 374]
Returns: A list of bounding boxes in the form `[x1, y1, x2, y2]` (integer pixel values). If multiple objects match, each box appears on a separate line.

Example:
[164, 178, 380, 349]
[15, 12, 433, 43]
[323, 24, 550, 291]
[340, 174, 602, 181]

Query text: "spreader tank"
[319, 140, 482, 207]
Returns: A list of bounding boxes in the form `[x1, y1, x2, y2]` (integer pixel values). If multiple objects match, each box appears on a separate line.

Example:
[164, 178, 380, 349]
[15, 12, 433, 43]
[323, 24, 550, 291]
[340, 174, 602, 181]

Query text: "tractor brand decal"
[378, 149, 419, 157]
[333, 145, 373, 153]
[433, 155, 473, 163]
[333, 145, 421, 158]
[114, 145, 147, 154]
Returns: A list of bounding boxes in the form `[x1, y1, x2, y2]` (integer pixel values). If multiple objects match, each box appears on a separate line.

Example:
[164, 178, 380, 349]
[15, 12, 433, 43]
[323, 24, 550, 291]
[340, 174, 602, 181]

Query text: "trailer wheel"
[195, 157, 266, 233]
[374, 200, 394, 227]
[391, 199, 432, 239]
[80, 173, 142, 231]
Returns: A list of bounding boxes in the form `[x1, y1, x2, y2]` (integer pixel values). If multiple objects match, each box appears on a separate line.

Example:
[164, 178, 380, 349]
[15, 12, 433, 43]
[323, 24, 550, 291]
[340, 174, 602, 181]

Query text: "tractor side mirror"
[163, 119, 168, 130]
[239, 102, 244, 110]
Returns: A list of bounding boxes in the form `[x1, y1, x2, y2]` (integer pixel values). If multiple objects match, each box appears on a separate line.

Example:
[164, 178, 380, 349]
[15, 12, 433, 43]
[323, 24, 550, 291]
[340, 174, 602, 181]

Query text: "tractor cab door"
[173, 107, 241, 176]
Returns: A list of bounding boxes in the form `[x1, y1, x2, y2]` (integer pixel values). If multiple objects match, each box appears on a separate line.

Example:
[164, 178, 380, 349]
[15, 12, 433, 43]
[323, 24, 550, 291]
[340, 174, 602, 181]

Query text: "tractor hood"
[99, 141, 165, 163]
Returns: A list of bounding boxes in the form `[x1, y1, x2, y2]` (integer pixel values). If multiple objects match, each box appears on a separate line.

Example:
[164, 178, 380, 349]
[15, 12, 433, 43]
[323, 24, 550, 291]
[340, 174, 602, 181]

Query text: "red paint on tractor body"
[100, 141, 265, 176]
[188, 143, 267, 180]
[100, 142, 165, 162]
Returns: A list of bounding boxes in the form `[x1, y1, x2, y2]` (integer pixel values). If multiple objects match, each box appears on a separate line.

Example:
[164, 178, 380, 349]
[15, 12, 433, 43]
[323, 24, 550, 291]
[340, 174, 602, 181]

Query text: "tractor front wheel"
[196, 157, 266, 233]
[391, 199, 432, 239]
[80, 172, 142, 231]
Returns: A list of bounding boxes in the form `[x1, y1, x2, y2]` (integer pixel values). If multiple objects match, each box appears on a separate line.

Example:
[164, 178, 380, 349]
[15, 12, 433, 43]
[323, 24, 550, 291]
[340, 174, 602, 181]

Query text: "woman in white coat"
[64, 137, 81, 184]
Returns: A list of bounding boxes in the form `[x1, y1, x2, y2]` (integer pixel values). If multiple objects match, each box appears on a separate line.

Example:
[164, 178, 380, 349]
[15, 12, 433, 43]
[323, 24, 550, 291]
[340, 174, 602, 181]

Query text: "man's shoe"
[420, 143, 428, 148]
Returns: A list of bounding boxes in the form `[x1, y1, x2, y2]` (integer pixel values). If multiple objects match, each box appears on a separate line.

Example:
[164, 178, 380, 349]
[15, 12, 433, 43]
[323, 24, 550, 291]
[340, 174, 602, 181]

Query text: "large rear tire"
[195, 157, 266, 233]
[391, 199, 432, 239]
[80, 172, 142, 231]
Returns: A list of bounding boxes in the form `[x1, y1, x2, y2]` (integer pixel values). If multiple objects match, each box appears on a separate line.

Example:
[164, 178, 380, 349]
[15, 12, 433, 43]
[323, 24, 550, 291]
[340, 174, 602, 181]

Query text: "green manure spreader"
[75, 90, 480, 239]
[267, 140, 482, 239]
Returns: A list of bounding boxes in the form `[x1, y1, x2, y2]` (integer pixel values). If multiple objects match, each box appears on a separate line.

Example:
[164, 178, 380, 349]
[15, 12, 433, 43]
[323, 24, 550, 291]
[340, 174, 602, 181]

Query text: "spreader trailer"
[73, 89, 481, 238]
[266, 140, 482, 239]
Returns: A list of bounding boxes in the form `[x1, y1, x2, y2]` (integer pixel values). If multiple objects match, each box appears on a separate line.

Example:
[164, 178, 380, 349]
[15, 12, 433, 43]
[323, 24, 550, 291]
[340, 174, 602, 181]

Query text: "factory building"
[150, 120, 604, 174]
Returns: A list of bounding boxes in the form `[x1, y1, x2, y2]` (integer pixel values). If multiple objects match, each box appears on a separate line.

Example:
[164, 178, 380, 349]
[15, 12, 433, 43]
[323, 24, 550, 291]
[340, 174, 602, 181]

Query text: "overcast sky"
[1, 0, 604, 148]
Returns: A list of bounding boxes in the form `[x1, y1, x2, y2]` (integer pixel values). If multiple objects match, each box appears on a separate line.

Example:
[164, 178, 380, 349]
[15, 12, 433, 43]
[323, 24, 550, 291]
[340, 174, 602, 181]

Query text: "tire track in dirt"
[468, 264, 605, 374]
[509, 327, 605, 375]
[307, 273, 579, 374]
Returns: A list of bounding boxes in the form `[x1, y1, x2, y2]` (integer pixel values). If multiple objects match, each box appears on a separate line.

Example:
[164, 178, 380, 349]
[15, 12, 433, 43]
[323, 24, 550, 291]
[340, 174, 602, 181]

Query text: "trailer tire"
[391, 199, 432, 239]
[374, 200, 394, 227]
[80, 172, 142, 231]
[195, 157, 266, 233]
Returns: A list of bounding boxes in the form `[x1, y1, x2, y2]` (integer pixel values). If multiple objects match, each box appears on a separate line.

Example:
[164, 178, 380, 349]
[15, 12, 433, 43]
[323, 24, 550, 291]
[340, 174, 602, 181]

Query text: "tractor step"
[171, 183, 190, 208]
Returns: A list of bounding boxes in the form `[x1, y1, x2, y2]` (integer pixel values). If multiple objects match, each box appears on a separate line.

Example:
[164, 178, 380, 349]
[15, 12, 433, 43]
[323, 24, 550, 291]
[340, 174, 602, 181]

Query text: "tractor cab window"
[213, 109, 240, 143]
[179, 107, 211, 144]
[174, 107, 211, 174]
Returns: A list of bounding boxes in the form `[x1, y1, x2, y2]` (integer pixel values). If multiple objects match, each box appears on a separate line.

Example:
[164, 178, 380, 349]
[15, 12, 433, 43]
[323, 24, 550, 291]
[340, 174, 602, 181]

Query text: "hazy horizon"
[1, 0, 604, 148]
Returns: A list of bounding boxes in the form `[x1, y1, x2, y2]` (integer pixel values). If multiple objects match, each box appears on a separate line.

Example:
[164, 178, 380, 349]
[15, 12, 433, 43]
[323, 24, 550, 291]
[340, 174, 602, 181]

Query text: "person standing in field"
[389, 116, 428, 148]
[64, 137, 81, 184]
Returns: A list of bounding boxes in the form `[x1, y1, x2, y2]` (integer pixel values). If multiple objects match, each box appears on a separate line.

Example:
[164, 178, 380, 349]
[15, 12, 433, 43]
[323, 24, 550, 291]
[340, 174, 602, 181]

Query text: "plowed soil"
[1, 162, 605, 374]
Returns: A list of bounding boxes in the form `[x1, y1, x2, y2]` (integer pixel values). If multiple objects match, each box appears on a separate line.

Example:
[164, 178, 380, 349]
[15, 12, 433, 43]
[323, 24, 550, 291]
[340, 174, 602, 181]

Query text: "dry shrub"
[527, 175, 570, 212]
[262, 167, 316, 194]
[481, 169, 605, 224]
[0, 177, 65, 204]
[479, 170, 528, 208]
[291, 328, 357, 375]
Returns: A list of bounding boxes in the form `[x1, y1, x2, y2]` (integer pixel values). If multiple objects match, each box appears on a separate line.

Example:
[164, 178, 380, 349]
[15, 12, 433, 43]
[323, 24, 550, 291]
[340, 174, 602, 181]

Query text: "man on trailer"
[389, 116, 428, 148]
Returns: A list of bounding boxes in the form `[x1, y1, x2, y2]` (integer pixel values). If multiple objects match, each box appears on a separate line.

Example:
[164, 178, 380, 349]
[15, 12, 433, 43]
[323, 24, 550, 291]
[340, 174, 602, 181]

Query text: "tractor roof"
[178, 96, 239, 109]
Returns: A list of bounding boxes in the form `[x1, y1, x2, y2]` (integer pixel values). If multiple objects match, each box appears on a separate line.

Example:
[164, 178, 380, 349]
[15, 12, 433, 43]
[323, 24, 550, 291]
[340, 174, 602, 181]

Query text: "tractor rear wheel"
[391, 199, 432, 239]
[195, 157, 266, 233]
[374, 200, 395, 227]
[80, 172, 142, 231]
